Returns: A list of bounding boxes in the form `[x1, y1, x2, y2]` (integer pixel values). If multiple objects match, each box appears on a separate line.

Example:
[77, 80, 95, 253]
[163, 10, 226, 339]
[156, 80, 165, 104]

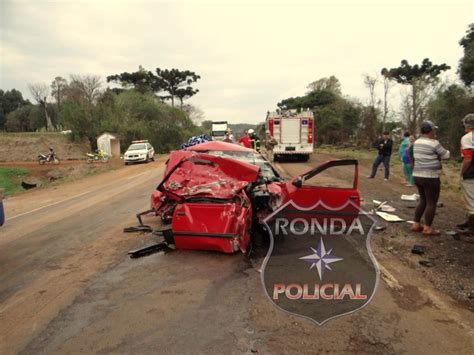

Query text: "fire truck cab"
[266, 109, 314, 161]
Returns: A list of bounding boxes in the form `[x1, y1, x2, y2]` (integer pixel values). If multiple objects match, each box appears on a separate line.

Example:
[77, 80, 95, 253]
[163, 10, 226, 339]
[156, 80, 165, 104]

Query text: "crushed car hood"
[159, 151, 260, 199]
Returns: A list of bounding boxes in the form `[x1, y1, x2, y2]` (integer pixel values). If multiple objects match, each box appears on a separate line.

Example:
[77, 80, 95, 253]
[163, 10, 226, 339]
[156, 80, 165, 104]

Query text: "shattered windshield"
[201, 150, 281, 181]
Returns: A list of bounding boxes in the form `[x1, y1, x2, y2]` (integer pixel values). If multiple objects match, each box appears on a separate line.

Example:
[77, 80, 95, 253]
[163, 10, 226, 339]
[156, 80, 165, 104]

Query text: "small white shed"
[97, 132, 120, 157]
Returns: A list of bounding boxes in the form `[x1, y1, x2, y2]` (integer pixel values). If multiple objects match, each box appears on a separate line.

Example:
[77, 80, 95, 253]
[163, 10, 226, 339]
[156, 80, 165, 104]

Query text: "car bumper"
[124, 156, 147, 163]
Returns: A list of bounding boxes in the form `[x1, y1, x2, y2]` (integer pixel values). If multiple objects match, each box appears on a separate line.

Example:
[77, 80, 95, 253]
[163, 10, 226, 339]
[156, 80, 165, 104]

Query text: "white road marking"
[126, 171, 148, 180]
[6, 170, 156, 221]
[6, 190, 93, 221]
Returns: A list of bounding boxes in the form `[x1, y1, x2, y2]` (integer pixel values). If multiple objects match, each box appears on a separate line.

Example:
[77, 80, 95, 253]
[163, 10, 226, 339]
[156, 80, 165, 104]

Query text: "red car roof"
[186, 141, 254, 152]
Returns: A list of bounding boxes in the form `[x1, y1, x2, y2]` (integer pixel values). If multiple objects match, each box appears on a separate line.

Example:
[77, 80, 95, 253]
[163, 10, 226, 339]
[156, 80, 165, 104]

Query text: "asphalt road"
[0, 157, 473, 354]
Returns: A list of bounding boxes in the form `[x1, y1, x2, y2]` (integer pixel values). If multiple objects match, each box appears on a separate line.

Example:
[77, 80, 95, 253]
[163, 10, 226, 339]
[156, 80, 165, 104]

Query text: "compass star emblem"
[300, 237, 343, 281]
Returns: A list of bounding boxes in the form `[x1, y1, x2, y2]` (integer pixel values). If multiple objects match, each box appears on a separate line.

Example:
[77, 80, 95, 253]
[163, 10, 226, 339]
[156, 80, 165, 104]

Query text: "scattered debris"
[123, 225, 153, 233]
[374, 224, 386, 231]
[136, 208, 156, 226]
[401, 193, 419, 201]
[445, 230, 460, 241]
[411, 245, 426, 255]
[21, 179, 42, 190]
[380, 205, 396, 212]
[128, 242, 170, 258]
[376, 211, 405, 222]
[419, 260, 434, 267]
[21, 181, 37, 190]
[373, 199, 383, 206]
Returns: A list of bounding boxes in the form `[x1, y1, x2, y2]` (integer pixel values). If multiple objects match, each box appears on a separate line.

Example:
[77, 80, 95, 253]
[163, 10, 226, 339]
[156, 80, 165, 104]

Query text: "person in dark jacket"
[368, 131, 393, 181]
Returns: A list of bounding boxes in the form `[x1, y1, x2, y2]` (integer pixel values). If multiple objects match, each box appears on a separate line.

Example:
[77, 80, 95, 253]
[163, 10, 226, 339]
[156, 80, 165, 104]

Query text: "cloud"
[0, 0, 472, 123]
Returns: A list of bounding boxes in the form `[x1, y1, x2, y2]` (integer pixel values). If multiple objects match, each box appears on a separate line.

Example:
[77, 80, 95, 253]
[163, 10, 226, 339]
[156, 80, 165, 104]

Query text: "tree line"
[275, 23, 474, 157]
[2, 23, 474, 156]
[0, 67, 202, 153]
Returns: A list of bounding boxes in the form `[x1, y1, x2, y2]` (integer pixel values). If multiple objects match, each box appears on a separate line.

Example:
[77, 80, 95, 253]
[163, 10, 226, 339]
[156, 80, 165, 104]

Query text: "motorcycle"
[38, 152, 59, 164]
[86, 150, 109, 163]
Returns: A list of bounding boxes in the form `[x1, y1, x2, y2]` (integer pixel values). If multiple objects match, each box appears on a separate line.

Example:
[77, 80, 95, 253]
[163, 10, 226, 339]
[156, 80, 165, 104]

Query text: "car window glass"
[302, 165, 355, 189]
[128, 144, 146, 150]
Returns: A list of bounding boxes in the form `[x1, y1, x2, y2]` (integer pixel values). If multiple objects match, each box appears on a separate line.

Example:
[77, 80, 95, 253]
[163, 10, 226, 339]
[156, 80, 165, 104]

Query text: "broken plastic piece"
[445, 230, 460, 241]
[380, 205, 396, 212]
[411, 245, 426, 255]
[419, 260, 433, 267]
[123, 225, 153, 233]
[128, 242, 170, 258]
[401, 193, 419, 201]
[376, 211, 405, 222]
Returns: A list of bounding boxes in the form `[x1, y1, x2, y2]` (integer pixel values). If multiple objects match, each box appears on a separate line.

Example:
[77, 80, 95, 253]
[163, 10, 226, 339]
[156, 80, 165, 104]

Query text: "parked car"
[124, 140, 155, 165]
[139, 141, 360, 253]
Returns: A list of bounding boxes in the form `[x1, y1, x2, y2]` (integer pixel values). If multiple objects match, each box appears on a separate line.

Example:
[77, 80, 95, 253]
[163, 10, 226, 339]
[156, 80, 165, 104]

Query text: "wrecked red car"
[144, 141, 360, 254]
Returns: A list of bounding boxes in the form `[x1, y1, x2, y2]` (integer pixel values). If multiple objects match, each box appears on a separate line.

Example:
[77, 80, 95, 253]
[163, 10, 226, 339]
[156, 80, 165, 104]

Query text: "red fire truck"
[266, 109, 314, 161]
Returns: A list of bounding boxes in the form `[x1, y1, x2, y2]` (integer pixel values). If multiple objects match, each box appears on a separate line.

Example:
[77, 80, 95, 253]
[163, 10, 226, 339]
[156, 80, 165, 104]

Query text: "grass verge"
[0, 167, 29, 196]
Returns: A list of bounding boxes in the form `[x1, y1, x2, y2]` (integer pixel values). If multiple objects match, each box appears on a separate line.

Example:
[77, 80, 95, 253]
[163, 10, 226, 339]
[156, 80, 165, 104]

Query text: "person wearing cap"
[457, 113, 474, 232]
[411, 120, 450, 236]
[264, 130, 278, 162]
[368, 131, 393, 181]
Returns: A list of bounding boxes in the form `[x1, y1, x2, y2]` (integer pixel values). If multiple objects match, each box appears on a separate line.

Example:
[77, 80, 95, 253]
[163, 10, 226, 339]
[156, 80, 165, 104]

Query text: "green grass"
[0, 167, 30, 196]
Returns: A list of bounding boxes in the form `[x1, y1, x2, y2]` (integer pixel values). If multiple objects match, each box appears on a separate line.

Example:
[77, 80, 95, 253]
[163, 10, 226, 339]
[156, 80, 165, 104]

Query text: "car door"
[283, 159, 360, 209]
[146, 143, 152, 159]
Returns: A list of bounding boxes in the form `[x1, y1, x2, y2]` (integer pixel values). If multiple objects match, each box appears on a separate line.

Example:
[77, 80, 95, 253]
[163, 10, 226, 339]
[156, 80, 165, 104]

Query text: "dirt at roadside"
[277, 150, 474, 311]
[0, 160, 125, 196]
[0, 133, 91, 162]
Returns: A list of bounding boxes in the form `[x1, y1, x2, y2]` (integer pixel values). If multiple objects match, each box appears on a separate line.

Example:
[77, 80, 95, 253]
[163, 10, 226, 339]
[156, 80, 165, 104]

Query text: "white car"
[124, 141, 155, 165]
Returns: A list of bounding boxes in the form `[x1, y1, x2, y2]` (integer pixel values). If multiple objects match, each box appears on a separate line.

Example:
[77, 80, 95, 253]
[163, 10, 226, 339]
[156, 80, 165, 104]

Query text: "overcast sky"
[1, 0, 473, 124]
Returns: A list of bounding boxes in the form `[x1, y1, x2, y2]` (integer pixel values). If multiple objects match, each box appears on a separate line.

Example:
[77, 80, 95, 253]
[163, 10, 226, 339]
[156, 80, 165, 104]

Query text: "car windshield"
[198, 150, 281, 181]
[128, 144, 147, 151]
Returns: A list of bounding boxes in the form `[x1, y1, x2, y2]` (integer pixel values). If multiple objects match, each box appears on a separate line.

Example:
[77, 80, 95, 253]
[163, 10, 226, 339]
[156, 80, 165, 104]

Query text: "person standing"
[264, 130, 278, 161]
[457, 114, 474, 232]
[402, 135, 416, 187]
[398, 132, 410, 184]
[238, 130, 251, 148]
[248, 129, 261, 152]
[410, 120, 450, 235]
[368, 131, 393, 181]
[223, 132, 233, 143]
[0, 188, 4, 227]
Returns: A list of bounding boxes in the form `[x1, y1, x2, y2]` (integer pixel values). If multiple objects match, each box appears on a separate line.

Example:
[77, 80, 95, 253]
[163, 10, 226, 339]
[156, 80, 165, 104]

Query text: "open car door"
[283, 160, 360, 209]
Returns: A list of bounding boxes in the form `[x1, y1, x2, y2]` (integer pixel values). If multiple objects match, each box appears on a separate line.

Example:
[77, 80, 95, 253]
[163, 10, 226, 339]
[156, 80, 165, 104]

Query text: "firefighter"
[265, 130, 278, 161]
[248, 129, 261, 152]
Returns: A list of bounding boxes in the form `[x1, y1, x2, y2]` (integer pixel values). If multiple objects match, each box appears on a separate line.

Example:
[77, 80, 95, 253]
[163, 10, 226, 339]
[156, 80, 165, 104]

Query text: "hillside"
[0, 133, 91, 162]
